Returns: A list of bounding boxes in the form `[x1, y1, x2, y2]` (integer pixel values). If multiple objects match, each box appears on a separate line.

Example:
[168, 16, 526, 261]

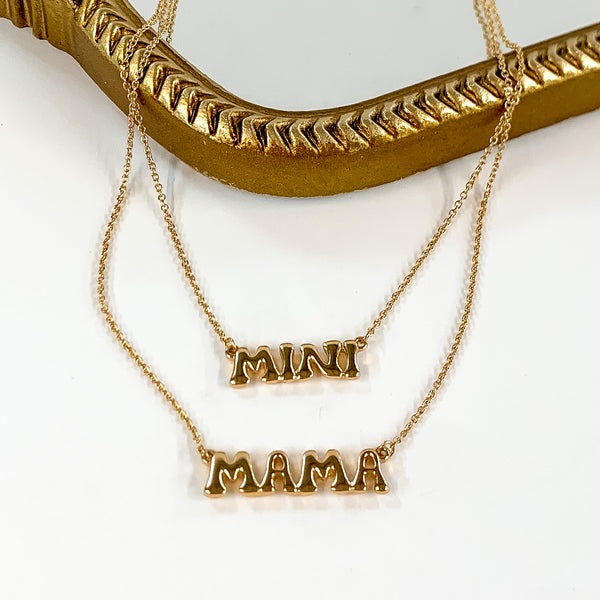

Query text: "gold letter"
[259, 451, 296, 494]
[229, 346, 280, 386]
[295, 341, 342, 381]
[278, 343, 295, 382]
[341, 339, 360, 379]
[297, 450, 351, 494]
[351, 449, 389, 494]
[204, 452, 260, 496]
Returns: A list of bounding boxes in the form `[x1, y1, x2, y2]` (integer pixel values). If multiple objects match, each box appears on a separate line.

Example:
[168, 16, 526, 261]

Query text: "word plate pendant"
[204, 449, 389, 497]
[229, 340, 363, 386]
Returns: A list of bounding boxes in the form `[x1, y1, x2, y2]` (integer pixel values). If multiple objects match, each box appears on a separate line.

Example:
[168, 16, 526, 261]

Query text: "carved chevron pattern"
[73, 0, 600, 156]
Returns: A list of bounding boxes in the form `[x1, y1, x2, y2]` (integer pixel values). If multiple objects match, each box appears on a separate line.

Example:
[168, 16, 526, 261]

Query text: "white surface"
[1, 1, 599, 599]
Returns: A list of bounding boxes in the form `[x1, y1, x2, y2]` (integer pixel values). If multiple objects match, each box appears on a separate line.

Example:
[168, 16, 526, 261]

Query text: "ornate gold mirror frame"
[3, 0, 600, 196]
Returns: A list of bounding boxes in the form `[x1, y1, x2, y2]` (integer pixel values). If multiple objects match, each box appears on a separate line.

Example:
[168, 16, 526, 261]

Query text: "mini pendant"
[228, 339, 364, 386]
[204, 449, 389, 497]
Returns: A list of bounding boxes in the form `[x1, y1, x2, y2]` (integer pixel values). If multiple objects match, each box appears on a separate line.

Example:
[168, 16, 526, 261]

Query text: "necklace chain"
[376, 1, 525, 459]
[96, 0, 524, 464]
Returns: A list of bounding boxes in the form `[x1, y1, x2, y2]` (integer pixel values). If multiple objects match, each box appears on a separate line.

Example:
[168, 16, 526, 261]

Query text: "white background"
[1, 1, 599, 598]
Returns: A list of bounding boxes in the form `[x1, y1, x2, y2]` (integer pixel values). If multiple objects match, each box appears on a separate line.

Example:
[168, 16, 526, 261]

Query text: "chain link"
[97, 0, 524, 463]
[376, 0, 525, 460]
[362, 0, 523, 342]
[97, 0, 214, 463]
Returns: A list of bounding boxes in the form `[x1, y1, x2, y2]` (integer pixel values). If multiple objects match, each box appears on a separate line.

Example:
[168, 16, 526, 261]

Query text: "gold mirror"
[3, 0, 599, 196]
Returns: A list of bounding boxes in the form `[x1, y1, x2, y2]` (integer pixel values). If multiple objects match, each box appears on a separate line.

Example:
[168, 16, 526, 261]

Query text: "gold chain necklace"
[97, 0, 524, 496]
[99, 1, 524, 391]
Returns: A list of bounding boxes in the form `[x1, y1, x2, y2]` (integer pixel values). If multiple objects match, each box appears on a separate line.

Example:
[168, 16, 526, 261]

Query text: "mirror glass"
[131, 0, 599, 110]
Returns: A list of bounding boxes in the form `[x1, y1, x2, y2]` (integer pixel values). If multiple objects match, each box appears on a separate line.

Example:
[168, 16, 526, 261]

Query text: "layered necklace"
[97, 0, 525, 497]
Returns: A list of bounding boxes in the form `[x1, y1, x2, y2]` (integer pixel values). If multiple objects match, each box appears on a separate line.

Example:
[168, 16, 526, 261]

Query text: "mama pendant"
[228, 339, 364, 386]
[204, 449, 388, 497]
